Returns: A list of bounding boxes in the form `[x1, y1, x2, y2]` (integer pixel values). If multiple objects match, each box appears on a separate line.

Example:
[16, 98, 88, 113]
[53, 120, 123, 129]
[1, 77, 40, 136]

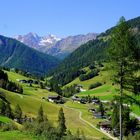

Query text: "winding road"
[63, 105, 118, 140]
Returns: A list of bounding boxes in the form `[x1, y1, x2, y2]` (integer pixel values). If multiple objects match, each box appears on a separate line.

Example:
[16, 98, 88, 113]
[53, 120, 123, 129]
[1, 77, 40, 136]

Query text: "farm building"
[48, 95, 64, 104]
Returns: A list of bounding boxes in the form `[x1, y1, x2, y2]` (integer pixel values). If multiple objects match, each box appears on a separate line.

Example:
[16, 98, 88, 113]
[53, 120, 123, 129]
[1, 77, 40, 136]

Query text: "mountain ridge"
[0, 35, 60, 76]
[14, 32, 98, 59]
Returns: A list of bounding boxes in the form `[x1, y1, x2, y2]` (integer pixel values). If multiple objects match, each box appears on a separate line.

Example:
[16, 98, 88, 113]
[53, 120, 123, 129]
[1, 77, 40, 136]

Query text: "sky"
[0, 0, 139, 37]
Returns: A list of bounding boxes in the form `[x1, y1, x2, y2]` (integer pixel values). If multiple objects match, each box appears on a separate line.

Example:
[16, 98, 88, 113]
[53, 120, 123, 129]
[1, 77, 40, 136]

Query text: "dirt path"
[63, 105, 118, 140]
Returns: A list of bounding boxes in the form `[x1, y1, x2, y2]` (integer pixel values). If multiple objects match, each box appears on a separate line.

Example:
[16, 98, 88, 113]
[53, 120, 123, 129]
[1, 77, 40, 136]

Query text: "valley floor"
[0, 71, 111, 140]
[1, 70, 140, 140]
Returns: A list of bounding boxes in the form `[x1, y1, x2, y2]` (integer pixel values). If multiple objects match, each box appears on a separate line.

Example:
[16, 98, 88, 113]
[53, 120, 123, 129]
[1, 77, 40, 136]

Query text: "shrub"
[0, 123, 18, 131]
[89, 64, 96, 70]
[62, 84, 80, 97]
[79, 69, 99, 81]
[89, 82, 102, 89]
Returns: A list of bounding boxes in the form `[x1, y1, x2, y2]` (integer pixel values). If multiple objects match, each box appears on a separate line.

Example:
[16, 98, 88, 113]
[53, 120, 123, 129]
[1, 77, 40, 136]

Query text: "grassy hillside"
[64, 65, 140, 116]
[0, 71, 109, 139]
[0, 131, 37, 140]
[0, 115, 11, 123]
[65, 66, 113, 90]
[64, 65, 116, 100]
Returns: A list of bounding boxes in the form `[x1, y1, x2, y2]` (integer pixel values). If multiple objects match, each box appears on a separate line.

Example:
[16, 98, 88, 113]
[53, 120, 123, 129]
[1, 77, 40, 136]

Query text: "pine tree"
[108, 16, 140, 140]
[14, 104, 22, 123]
[0, 101, 6, 115]
[5, 103, 12, 118]
[98, 102, 105, 117]
[18, 85, 23, 94]
[111, 103, 119, 129]
[36, 105, 44, 123]
[57, 108, 66, 137]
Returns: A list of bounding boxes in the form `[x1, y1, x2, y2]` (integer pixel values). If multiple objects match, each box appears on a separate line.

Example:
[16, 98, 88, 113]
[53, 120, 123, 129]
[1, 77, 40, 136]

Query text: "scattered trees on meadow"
[0, 70, 23, 94]
[88, 82, 102, 90]
[5, 103, 12, 118]
[23, 106, 86, 140]
[62, 84, 80, 97]
[57, 108, 66, 137]
[98, 102, 105, 117]
[79, 69, 99, 81]
[0, 102, 23, 122]
[14, 104, 22, 123]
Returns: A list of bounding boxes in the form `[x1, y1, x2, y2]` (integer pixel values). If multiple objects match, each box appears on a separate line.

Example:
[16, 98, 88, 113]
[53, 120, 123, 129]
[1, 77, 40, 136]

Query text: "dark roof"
[99, 121, 111, 126]
[48, 95, 60, 100]
[72, 96, 81, 101]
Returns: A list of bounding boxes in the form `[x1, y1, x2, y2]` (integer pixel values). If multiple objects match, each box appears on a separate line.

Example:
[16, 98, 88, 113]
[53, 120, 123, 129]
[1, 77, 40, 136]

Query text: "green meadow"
[0, 71, 110, 139]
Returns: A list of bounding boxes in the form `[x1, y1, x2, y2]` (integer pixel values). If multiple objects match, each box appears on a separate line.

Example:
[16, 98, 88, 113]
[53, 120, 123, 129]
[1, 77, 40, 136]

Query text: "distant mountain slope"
[0, 35, 60, 76]
[14, 33, 97, 59]
[14, 33, 60, 53]
[50, 16, 140, 85]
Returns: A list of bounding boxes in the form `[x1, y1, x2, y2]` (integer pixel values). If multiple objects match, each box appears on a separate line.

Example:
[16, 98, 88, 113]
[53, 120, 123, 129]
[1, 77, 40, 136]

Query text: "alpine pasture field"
[0, 71, 110, 140]
[64, 66, 140, 116]
[0, 131, 38, 140]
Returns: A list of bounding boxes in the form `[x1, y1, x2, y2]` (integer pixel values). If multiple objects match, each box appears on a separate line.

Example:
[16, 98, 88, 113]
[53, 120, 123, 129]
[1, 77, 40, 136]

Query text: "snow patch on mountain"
[14, 32, 98, 59]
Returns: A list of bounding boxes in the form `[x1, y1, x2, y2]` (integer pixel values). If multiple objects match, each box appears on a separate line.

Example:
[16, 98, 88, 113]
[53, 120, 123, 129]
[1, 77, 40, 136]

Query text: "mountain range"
[0, 35, 60, 76]
[0, 16, 140, 78]
[14, 33, 97, 59]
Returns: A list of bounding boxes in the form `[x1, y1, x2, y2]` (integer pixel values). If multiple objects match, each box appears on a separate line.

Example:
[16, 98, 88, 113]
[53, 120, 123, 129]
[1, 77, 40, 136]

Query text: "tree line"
[79, 69, 99, 81]
[23, 106, 86, 140]
[0, 102, 87, 140]
[0, 101, 22, 124]
[0, 70, 23, 94]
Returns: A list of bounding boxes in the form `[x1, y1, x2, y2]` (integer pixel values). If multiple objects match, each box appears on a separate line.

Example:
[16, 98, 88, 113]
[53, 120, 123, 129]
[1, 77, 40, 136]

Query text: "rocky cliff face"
[14, 32, 98, 59]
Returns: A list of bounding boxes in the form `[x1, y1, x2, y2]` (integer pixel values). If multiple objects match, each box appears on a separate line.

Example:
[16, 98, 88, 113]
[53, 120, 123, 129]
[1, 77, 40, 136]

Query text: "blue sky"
[0, 0, 139, 37]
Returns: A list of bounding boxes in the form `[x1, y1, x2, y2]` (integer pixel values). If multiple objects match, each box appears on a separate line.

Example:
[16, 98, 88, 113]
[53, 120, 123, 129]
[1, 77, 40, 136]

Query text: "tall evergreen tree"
[98, 102, 105, 117]
[14, 104, 22, 123]
[57, 108, 66, 138]
[108, 16, 140, 140]
[5, 103, 12, 118]
[0, 101, 6, 115]
[36, 105, 44, 123]
[18, 84, 23, 94]
[111, 103, 119, 130]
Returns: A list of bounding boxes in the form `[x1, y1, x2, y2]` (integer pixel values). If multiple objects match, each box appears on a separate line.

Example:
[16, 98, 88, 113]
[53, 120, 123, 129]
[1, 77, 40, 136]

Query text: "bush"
[79, 69, 99, 81]
[0, 123, 18, 131]
[89, 64, 96, 70]
[62, 84, 80, 97]
[0, 70, 23, 94]
[89, 82, 102, 89]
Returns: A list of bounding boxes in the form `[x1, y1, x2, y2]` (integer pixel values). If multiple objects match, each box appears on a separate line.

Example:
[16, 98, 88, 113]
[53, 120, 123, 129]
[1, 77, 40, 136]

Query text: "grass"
[0, 88, 60, 121]
[64, 101, 111, 139]
[4, 71, 29, 83]
[0, 71, 110, 139]
[65, 101, 104, 126]
[64, 66, 140, 117]
[78, 84, 117, 100]
[131, 105, 140, 116]
[63, 105, 108, 139]
[0, 116, 11, 123]
[5, 69, 140, 138]
[0, 131, 37, 140]
[130, 95, 140, 116]
[64, 67, 118, 101]
[0, 88, 109, 139]
[65, 68, 113, 90]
